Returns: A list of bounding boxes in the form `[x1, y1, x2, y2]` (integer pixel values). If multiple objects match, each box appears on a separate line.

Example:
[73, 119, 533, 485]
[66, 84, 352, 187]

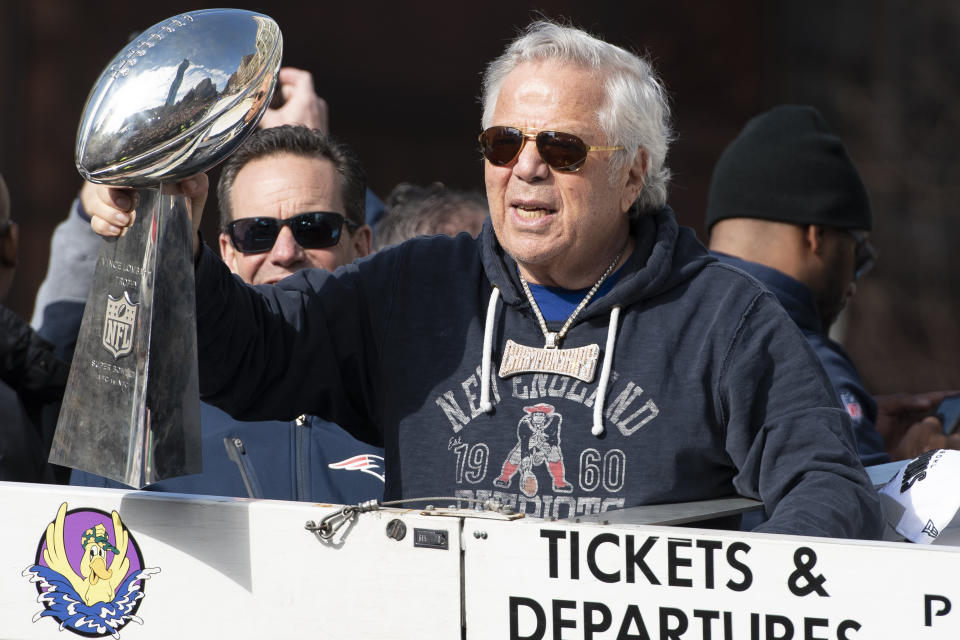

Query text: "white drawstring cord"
[480, 285, 617, 432]
[479, 286, 500, 413]
[592, 305, 622, 436]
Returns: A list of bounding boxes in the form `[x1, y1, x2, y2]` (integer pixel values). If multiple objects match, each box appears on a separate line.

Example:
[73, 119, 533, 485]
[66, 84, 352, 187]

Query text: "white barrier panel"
[4, 481, 960, 639]
[0, 482, 461, 639]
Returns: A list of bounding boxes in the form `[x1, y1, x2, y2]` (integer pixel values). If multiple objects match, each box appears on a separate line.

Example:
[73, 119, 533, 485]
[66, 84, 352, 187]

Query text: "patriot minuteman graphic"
[493, 403, 573, 498]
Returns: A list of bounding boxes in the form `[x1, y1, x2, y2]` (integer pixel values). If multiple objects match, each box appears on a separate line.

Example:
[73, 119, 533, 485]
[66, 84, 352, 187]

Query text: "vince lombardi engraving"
[98, 256, 143, 276]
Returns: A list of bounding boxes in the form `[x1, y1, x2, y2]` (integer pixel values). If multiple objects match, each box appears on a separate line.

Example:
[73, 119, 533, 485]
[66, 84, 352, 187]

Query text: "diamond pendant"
[498, 339, 600, 383]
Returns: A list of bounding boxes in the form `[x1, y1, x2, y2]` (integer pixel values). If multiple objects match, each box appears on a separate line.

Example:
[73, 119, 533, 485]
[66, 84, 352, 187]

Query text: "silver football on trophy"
[76, 9, 282, 186]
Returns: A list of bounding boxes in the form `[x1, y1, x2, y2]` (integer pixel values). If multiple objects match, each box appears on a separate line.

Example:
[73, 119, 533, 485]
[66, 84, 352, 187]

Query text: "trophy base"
[49, 186, 201, 488]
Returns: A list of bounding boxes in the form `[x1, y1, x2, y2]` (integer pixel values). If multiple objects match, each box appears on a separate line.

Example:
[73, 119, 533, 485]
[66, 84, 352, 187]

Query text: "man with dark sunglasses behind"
[707, 105, 960, 465]
[216, 126, 371, 283]
[87, 21, 881, 539]
[71, 124, 386, 504]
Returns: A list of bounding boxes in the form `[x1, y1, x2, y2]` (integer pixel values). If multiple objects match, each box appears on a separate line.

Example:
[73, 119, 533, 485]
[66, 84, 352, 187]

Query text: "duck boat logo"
[103, 292, 137, 359]
[22, 503, 160, 638]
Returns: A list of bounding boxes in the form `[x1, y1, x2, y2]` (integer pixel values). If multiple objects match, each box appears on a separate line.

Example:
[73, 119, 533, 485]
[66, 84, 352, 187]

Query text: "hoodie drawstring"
[479, 286, 500, 413]
[592, 304, 621, 436]
[480, 286, 620, 437]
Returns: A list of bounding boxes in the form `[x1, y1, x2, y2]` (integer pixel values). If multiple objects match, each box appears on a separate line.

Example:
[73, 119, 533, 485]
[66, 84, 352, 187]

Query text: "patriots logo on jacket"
[329, 454, 385, 482]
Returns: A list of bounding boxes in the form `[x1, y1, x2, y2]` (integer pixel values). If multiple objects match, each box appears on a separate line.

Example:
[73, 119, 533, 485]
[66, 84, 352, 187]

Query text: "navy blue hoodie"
[194, 207, 882, 539]
[712, 252, 889, 467]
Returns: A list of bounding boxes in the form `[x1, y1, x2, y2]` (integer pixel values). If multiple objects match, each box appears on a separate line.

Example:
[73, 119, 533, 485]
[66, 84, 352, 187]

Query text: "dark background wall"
[0, 0, 956, 395]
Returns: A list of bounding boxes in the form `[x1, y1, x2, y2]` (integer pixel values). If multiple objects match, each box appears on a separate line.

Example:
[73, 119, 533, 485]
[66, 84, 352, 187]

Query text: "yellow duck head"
[42, 503, 131, 608]
[78, 523, 120, 605]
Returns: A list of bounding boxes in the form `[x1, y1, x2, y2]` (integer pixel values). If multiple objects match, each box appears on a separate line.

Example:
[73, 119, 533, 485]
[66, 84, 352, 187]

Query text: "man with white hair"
[88, 21, 882, 538]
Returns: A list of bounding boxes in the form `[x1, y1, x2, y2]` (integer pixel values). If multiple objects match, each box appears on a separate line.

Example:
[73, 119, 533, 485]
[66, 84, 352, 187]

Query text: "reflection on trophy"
[49, 10, 283, 488]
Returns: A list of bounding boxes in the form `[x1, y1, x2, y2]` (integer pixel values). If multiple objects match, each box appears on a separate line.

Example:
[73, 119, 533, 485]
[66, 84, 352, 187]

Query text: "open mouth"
[511, 201, 557, 221]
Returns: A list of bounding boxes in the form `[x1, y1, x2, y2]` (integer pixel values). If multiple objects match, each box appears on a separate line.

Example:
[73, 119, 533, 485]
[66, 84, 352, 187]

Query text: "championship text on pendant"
[498, 339, 600, 383]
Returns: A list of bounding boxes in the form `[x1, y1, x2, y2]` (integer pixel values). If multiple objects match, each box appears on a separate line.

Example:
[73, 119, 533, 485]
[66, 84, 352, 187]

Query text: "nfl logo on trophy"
[102, 293, 138, 359]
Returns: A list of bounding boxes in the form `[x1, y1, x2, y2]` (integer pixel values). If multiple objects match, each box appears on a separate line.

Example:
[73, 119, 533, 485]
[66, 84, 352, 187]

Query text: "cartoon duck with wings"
[44, 503, 130, 605]
[23, 502, 160, 638]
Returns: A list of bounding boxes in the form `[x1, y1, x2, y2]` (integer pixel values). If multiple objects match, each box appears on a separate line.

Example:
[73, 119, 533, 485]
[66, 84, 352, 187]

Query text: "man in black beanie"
[706, 104, 958, 463]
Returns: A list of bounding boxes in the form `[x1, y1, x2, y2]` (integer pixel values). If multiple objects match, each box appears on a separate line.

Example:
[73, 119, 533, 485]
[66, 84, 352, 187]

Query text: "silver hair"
[481, 20, 673, 213]
[375, 183, 488, 251]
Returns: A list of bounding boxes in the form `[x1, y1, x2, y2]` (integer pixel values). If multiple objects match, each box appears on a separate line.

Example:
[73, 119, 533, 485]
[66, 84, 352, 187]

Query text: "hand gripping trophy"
[49, 10, 282, 487]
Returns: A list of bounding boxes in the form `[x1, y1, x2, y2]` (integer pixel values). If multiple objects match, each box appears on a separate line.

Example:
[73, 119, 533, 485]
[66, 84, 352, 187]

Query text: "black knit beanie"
[705, 105, 872, 233]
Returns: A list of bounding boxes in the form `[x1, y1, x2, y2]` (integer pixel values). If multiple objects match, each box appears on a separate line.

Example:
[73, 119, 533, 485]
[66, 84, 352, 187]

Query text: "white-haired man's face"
[484, 60, 646, 290]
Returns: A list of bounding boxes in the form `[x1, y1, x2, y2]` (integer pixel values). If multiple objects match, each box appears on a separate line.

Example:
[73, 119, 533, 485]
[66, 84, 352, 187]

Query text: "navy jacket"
[194, 207, 882, 539]
[72, 402, 384, 502]
[0, 304, 66, 482]
[712, 253, 889, 467]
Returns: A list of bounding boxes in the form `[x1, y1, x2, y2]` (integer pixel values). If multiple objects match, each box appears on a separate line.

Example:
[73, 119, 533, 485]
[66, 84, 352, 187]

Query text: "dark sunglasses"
[478, 126, 623, 172]
[226, 212, 358, 254]
[847, 229, 877, 280]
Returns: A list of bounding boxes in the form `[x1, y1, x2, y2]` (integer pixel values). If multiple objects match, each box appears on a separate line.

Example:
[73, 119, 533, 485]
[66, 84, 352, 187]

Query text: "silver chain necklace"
[519, 247, 624, 349]
[498, 247, 624, 383]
